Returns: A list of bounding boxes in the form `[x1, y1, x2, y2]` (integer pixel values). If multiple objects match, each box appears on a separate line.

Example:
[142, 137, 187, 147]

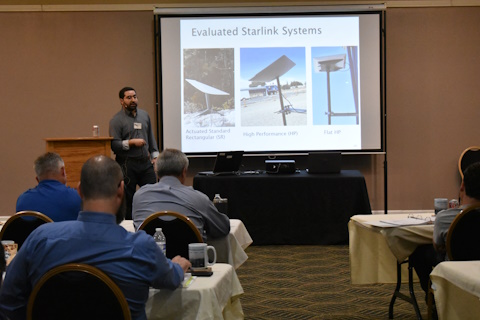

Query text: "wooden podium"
[45, 137, 113, 188]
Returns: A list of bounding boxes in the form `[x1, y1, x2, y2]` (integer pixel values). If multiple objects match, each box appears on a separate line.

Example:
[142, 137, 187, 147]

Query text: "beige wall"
[1, 4, 479, 215]
[386, 7, 480, 209]
[0, 11, 156, 214]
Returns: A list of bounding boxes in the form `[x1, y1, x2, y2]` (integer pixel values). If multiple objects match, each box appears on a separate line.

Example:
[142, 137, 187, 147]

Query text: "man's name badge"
[134, 123, 142, 130]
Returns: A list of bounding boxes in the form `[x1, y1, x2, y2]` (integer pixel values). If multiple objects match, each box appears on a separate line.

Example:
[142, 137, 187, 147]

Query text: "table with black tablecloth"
[193, 170, 371, 245]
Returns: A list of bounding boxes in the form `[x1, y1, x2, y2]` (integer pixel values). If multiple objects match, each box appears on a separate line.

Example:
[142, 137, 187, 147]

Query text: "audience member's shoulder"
[40, 180, 78, 193]
[126, 229, 158, 254]
[64, 184, 78, 191]
[127, 228, 155, 243]
[194, 188, 212, 200]
[27, 220, 76, 239]
[125, 231, 158, 263]
[17, 186, 39, 197]
[16, 189, 31, 202]
[65, 185, 81, 196]
[135, 183, 156, 196]
[436, 208, 461, 221]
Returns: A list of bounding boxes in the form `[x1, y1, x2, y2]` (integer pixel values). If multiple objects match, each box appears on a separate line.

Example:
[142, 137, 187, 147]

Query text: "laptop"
[307, 152, 342, 174]
[198, 151, 244, 176]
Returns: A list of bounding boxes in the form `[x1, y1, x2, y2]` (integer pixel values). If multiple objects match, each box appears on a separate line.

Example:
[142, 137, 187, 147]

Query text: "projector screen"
[155, 5, 385, 155]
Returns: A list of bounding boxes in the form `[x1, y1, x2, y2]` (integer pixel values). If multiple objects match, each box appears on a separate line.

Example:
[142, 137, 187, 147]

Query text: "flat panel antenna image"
[248, 55, 306, 126]
[312, 47, 360, 125]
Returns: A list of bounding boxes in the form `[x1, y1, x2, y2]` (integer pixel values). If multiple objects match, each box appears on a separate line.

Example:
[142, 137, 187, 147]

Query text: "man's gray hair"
[34, 152, 64, 179]
[155, 149, 189, 178]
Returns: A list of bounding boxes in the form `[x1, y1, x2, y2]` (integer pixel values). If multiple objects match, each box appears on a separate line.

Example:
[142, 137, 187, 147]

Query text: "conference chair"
[27, 263, 131, 320]
[458, 146, 480, 179]
[0, 245, 5, 288]
[138, 211, 203, 259]
[445, 204, 480, 261]
[427, 204, 480, 319]
[0, 211, 53, 249]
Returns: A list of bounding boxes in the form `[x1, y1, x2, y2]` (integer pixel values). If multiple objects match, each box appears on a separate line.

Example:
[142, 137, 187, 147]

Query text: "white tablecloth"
[349, 213, 434, 284]
[208, 220, 252, 269]
[146, 263, 244, 320]
[120, 219, 252, 269]
[430, 261, 480, 320]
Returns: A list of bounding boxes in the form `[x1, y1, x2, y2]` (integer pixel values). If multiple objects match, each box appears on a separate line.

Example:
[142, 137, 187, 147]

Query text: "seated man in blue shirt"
[132, 148, 230, 241]
[16, 152, 81, 221]
[0, 155, 191, 320]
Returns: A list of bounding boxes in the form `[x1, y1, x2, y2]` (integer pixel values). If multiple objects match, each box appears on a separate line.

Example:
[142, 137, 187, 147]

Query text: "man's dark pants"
[116, 157, 156, 220]
[409, 244, 441, 300]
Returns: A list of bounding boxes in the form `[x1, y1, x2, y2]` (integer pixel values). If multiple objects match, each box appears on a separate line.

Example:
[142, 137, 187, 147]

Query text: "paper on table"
[182, 273, 196, 288]
[365, 217, 434, 228]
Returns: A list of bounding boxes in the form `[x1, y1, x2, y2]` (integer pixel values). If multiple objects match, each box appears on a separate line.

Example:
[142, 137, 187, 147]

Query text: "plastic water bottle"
[213, 194, 228, 214]
[213, 194, 222, 204]
[153, 228, 166, 256]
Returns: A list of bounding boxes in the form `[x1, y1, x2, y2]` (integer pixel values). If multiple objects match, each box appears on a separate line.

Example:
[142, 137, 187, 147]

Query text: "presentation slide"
[159, 11, 383, 155]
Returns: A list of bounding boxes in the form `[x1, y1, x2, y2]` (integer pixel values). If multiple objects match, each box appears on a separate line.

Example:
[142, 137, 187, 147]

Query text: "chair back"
[138, 211, 203, 259]
[27, 263, 131, 320]
[0, 211, 53, 249]
[446, 204, 480, 261]
[458, 146, 480, 179]
[0, 245, 5, 287]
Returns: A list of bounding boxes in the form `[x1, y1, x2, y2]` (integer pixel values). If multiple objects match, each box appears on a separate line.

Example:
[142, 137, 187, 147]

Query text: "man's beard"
[125, 104, 137, 112]
[116, 196, 126, 225]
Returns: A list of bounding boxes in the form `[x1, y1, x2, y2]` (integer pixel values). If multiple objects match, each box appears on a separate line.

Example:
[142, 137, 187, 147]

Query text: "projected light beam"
[249, 55, 296, 126]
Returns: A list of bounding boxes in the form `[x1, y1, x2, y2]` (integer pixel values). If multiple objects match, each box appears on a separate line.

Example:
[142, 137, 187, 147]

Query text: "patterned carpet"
[236, 245, 428, 320]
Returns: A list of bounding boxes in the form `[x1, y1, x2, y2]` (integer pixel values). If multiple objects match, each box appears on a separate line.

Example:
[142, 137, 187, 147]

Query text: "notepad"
[182, 273, 196, 288]
[365, 217, 434, 228]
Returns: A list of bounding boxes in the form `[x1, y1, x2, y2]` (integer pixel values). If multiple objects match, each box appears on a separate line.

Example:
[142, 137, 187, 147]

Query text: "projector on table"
[265, 160, 296, 174]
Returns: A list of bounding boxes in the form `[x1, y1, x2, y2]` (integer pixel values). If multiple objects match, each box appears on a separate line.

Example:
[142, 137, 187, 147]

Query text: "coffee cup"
[434, 198, 448, 214]
[188, 243, 216, 269]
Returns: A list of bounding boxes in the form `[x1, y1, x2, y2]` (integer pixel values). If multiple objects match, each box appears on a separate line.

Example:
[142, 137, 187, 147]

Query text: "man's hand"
[172, 256, 191, 273]
[129, 139, 146, 147]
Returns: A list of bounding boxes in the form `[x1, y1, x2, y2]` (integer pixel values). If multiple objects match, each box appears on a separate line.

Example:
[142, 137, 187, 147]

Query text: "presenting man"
[109, 86, 159, 219]
[0, 155, 191, 320]
[132, 148, 230, 241]
[16, 152, 81, 222]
